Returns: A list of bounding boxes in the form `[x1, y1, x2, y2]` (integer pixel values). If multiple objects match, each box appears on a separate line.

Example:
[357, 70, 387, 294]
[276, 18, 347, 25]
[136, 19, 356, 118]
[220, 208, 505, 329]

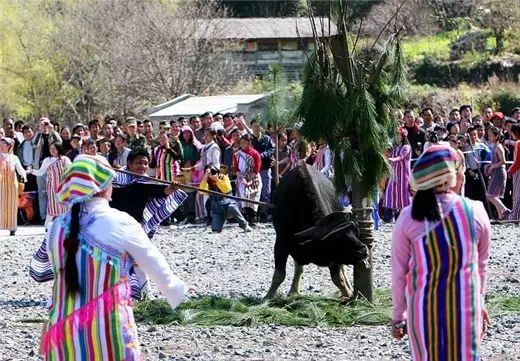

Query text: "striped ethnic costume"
[392, 146, 491, 361]
[35, 155, 188, 360]
[31, 156, 71, 217]
[233, 146, 262, 212]
[0, 152, 26, 231]
[486, 144, 507, 198]
[151, 144, 181, 182]
[384, 144, 412, 210]
[507, 140, 520, 220]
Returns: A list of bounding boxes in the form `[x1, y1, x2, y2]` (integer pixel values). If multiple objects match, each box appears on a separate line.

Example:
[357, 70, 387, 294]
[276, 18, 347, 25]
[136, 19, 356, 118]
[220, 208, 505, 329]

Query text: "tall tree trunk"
[494, 30, 504, 55]
[351, 181, 374, 302]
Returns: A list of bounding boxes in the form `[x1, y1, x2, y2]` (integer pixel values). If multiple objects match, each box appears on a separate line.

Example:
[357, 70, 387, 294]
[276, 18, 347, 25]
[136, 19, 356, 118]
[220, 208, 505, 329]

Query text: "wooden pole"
[113, 168, 276, 209]
[274, 130, 280, 186]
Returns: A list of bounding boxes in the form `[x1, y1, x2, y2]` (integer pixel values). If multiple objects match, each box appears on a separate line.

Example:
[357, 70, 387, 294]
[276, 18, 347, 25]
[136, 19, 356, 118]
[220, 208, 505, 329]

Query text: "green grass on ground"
[133, 290, 520, 328]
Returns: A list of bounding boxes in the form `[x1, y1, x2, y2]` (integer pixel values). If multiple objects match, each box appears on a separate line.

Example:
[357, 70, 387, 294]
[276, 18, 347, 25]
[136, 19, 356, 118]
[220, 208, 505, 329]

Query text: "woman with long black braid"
[35, 155, 191, 360]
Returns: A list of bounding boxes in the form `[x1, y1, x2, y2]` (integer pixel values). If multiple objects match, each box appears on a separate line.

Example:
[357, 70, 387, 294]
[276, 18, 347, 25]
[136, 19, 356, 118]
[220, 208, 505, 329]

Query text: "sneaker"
[243, 225, 253, 233]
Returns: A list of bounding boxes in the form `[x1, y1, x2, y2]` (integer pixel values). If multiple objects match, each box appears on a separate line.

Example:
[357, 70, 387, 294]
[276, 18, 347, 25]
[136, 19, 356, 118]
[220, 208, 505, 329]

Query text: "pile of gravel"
[0, 223, 518, 360]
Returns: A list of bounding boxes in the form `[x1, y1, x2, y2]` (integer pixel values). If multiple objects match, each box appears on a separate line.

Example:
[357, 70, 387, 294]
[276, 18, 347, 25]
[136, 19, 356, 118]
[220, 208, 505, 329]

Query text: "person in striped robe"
[35, 155, 190, 360]
[151, 131, 183, 182]
[27, 143, 71, 225]
[383, 128, 412, 222]
[0, 137, 27, 236]
[233, 134, 262, 225]
[30, 149, 187, 301]
[391, 145, 491, 361]
[507, 124, 520, 220]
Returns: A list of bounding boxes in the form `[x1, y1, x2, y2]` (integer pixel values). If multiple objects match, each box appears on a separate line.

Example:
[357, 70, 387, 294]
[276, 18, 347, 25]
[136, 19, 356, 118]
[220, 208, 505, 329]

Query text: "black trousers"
[464, 169, 496, 217]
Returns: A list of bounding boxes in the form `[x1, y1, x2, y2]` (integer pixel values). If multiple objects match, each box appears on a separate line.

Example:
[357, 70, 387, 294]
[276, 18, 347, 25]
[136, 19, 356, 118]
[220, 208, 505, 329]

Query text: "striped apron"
[0, 155, 18, 230]
[42, 216, 142, 360]
[406, 197, 482, 360]
[46, 158, 70, 217]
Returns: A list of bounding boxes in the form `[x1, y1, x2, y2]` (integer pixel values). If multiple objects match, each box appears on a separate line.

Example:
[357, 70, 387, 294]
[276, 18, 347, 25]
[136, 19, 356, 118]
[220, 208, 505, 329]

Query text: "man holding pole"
[110, 148, 187, 239]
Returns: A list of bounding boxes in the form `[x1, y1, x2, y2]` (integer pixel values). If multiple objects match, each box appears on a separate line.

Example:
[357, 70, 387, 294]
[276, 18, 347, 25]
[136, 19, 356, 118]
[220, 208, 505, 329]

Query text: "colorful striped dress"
[152, 145, 180, 182]
[32, 156, 72, 217]
[487, 143, 507, 198]
[384, 144, 412, 210]
[0, 153, 24, 231]
[508, 141, 520, 220]
[392, 194, 491, 361]
[234, 148, 262, 212]
[41, 215, 141, 360]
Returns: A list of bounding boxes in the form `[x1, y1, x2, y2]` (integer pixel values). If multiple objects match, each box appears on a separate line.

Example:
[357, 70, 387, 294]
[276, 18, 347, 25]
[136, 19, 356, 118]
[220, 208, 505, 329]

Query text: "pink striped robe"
[384, 144, 412, 210]
[47, 157, 71, 217]
[392, 193, 491, 361]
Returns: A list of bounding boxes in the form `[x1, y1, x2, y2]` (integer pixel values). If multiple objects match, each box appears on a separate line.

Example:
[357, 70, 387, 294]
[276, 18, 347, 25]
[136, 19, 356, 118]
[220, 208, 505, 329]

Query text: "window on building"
[244, 40, 257, 52]
[257, 39, 279, 51]
[280, 40, 297, 50]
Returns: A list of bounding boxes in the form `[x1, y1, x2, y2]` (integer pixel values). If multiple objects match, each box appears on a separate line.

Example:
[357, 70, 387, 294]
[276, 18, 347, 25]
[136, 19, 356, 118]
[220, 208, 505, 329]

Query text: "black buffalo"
[265, 161, 368, 301]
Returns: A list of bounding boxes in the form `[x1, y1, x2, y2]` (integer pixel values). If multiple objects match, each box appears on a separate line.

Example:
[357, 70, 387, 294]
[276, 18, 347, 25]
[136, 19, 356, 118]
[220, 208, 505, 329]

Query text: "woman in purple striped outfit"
[28, 143, 71, 225]
[383, 128, 412, 221]
[485, 127, 510, 219]
[391, 145, 491, 361]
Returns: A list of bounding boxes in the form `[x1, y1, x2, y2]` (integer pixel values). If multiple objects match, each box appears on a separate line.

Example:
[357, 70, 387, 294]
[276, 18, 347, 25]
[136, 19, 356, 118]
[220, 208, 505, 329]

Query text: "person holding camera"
[199, 165, 252, 233]
[32, 117, 62, 223]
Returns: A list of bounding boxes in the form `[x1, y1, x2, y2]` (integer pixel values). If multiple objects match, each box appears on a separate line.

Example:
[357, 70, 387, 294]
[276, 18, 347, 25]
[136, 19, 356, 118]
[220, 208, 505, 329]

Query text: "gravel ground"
[0, 223, 519, 360]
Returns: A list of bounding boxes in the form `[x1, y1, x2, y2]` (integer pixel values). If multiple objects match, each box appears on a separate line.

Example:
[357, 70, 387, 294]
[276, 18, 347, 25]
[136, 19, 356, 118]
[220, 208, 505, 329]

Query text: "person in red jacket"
[233, 134, 262, 225]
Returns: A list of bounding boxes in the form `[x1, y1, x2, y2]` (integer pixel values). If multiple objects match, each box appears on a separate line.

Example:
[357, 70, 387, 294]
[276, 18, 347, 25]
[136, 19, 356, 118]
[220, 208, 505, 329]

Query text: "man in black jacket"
[403, 110, 426, 165]
[110, 148, 182, 236]
[251, 119, 275, 222]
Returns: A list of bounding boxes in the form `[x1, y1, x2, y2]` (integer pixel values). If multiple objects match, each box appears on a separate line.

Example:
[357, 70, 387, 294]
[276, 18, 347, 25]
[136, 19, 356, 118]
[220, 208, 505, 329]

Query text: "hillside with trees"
[0, 0, 519, 122]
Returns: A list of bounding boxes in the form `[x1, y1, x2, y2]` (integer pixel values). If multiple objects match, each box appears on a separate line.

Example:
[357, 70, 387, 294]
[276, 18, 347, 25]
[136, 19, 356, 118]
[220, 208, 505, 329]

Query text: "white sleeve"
[31, 157, 52, 176]
[209, 146, 221, 167]
[12, 155, 27, 181]
[320, 148, 332, 174]
[121, 219, 188, 308]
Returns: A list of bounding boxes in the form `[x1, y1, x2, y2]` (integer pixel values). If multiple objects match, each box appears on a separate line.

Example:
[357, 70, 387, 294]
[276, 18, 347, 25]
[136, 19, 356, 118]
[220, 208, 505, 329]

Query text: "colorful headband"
[56, 155, 115, 205]
[411, 145, 457, 191]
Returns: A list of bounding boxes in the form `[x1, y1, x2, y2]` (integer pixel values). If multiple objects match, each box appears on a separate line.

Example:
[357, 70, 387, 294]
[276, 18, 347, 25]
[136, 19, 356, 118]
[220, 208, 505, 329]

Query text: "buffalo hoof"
[264, 291, 278, 300]
[287, 291, 300, 297]
[340, 295, 354, 305]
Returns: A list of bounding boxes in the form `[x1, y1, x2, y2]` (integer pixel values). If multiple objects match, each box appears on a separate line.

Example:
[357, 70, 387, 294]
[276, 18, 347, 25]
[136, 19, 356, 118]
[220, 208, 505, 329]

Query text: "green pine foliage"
[19, 291, 519, 327]
[134, 289, 392, 327]
[296, 25, 408, 196]
[261, 64, 301, 131]
[132, 291, 520, 327]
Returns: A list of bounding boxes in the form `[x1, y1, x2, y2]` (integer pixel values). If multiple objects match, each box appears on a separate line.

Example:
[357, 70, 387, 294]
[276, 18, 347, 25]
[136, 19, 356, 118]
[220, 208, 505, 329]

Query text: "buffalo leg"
[329, 264, 353, 303]
[265, 237, 289, 299]
[288, 262, 304, 296]
[340, 265, 354, 295]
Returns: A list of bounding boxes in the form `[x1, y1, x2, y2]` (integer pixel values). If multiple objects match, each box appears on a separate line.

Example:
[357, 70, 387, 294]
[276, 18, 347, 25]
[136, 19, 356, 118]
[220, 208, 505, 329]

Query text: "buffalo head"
[292, 212, 368, 266]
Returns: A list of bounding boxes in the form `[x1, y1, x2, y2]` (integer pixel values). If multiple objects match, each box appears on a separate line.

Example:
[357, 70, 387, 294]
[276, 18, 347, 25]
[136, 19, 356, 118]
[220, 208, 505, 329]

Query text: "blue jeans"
[259, 169, 272, 218]
[211, 203, 249, 232]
